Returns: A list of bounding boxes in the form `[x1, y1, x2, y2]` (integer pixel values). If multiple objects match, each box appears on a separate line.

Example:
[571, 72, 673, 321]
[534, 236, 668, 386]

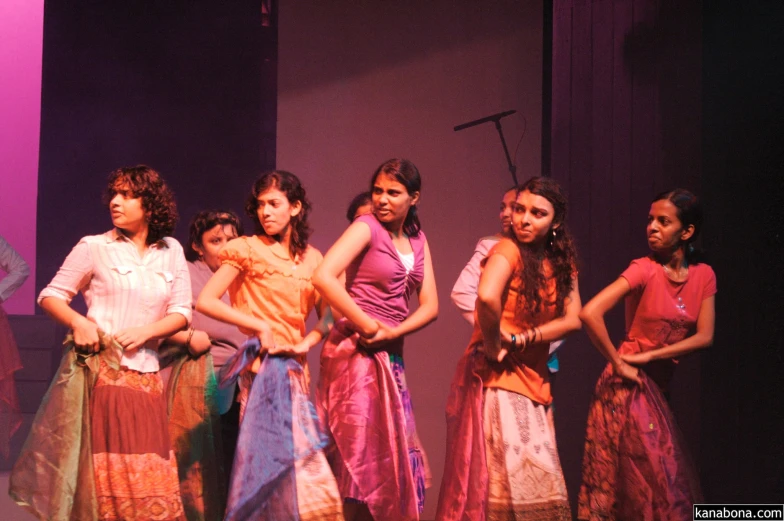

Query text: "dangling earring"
[548, 228, 556, 248]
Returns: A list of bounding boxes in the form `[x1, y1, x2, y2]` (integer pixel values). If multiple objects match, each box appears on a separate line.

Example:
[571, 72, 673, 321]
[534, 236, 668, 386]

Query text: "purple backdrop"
[0, 0, 44, 315]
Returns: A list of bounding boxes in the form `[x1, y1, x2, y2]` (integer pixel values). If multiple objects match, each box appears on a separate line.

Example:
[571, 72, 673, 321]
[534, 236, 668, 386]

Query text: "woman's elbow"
[566, 314, 583, 334]
[427, 301, 439, 323]
[312, 267, 328, 292]
[476, 286, 497, 309]
[194, 294, 210, 315]
[578, 305, 597, 326]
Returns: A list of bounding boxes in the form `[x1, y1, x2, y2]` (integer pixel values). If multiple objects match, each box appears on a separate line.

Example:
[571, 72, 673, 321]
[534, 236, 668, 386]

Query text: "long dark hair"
[245, 170, 312, 258]
[103, 165, 178, 245]
[511, 177, 578, 317]
[185, 209, 244, 262]
[651, 188, 704, 264]
[370, 158, 422, 237]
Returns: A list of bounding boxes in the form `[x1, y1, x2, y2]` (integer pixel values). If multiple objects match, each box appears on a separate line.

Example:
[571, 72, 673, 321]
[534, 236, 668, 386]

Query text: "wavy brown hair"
[510, 177, 578, 317]
[102, 165, 178, 245]
[245, 170, 312, 258]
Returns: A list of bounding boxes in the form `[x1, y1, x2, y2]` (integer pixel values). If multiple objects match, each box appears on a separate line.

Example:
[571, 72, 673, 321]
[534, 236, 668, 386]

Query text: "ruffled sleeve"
[219, 237, 252, 273]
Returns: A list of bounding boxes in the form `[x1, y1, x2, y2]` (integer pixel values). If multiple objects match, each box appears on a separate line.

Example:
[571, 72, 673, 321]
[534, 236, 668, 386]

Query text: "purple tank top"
[345, 213, 426, 327]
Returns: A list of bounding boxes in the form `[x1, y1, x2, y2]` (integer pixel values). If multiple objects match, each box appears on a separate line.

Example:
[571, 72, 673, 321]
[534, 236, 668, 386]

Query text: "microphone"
[453, 110, 517, 132]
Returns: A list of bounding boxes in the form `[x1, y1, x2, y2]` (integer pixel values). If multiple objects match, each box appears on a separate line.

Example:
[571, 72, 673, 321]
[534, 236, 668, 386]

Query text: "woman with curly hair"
[12, 165, 191, 520]
[196, 171, 343, 521]
[314, 158, 438, 521]
[435, 177, 580, 521]
[577, 190, 714, 521]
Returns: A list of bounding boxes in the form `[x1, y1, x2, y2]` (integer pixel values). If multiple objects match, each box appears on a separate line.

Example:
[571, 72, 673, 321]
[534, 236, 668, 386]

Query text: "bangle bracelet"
[511, 334, 516, 350]
[185, 327, 195, 347]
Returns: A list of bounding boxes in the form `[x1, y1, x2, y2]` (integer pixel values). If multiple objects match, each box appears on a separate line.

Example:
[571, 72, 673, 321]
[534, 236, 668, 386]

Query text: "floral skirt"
[91, 360, 185, 521]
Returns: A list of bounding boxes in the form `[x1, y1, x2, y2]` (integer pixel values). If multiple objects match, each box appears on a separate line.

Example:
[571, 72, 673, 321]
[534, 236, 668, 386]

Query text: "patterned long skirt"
[577, 366, 702, 521]
[483, 388, 572, 521]
[91, 360, 185, 521]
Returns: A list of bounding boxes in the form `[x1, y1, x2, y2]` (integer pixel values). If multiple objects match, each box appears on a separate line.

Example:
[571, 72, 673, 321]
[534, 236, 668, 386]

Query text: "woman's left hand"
[359, 321, 398, 349]
[114, 326, 152, 351]
[620, 351, 653, 365]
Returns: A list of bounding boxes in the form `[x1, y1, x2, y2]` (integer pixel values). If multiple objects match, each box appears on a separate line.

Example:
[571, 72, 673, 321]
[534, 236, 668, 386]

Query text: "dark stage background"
[17, 0, 783, 516]
[549, 0, 705, 505]
[35, 0, 276, 301]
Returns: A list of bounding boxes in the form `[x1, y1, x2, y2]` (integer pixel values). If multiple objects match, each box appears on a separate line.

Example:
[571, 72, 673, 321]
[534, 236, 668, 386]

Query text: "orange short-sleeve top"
[470, 238, 564, 405]
[219, 235, 323, 347]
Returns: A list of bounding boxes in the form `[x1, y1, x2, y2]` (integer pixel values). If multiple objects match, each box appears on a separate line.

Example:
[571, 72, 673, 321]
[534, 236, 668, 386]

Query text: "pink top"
[619, 256, 717, 388]
[38, 229, 192, 372]
[345, 213, 426, 328]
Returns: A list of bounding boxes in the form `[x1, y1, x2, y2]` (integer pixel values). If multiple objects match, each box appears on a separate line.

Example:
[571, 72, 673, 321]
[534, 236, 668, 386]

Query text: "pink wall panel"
[0, 0, 44, 315]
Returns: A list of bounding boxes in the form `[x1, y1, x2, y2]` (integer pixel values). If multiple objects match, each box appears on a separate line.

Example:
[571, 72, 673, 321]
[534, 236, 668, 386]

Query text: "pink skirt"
[318, 319, 430, 521]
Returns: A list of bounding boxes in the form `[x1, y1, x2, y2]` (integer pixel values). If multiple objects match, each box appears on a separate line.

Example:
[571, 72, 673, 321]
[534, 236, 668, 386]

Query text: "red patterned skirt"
[91, 360, 185, 521]
[578, 366, 702, 521]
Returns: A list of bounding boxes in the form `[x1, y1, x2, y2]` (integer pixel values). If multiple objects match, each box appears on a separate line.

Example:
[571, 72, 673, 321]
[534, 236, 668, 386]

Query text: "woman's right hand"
[257, 322, 275, 353]
[71, 315, 100, 353]
[613, 360, 642, 386]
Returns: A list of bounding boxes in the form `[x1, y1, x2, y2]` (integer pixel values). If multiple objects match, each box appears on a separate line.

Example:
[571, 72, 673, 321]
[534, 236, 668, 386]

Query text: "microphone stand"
[454, 109, 519, 186]
[494, 119, 518, 186]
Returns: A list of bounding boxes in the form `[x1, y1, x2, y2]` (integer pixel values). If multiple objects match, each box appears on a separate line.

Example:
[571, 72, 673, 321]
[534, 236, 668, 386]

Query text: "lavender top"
[345, 214, 426, 327]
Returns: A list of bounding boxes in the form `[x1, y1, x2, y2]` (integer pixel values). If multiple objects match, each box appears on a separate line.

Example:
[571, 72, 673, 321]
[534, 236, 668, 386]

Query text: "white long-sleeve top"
[38, 229, 192, 372]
